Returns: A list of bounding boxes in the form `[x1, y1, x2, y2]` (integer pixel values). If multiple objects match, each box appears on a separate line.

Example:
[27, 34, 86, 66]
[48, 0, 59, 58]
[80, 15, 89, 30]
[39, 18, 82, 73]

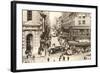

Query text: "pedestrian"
[59, 57, 61, 61]
[67, 56, 69, 61]
[63, 56, 65, 61]
[84, 56, 87, 60]
[47, 57, 50, 62]
[33, 55, 35, 60]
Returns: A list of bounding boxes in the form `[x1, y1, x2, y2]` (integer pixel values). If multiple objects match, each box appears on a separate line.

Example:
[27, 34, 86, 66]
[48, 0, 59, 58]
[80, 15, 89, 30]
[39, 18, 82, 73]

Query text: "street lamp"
[40, 11, 46, 32]
[40, 11, 47, 56]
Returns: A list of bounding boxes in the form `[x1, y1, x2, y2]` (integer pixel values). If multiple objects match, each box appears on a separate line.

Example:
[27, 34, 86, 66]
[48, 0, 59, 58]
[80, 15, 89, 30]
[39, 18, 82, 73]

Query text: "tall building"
[22, 10, 49, 56]
[62, 12, 77, 26]
[74, 13, 91, 26]
[61, 12, 91, 41]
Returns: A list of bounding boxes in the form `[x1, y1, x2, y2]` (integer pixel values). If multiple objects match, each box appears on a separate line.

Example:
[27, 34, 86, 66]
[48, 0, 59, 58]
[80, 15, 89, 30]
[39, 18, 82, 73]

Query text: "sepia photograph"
[22, 10, 91, 63]
[11, 1, 97, 72]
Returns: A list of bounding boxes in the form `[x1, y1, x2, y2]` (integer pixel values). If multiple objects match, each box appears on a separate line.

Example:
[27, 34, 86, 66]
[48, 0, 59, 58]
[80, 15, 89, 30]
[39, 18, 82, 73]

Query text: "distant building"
[74, 13, 91, 26]
[62, 12, 78, 26]
[56, 16, 63, 29]
[61, 12, 91, 41]
[22, 10, 49, 56]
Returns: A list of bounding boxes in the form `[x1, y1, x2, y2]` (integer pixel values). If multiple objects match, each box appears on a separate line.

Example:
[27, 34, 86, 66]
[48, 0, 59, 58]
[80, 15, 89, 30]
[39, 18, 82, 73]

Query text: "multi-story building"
[62, 12, 77, 26]
[22, 10, 49, 56]
[61, 12, 91, 41]
[74, 13, 91, 26]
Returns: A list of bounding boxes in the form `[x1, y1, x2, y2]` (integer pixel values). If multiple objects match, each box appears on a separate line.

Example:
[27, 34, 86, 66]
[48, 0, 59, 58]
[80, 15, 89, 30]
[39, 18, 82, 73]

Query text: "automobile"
[84, 53, 91, 60]
[63, 48, 73, 55]
[48, 46, 65, 54]
[48, 48, 55, 54]
[84, 47, 91, 52]
[68, 41, 90, 53]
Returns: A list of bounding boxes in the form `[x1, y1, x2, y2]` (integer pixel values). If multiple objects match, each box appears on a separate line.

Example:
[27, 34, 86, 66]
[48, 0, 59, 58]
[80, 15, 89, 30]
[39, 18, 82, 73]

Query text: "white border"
[16, 3, 96, 70]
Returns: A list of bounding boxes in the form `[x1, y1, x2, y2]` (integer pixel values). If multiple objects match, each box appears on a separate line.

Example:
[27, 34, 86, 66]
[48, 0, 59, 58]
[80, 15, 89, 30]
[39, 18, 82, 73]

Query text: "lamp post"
[40, 11, 47, 56]
[40, 11, 46, 32]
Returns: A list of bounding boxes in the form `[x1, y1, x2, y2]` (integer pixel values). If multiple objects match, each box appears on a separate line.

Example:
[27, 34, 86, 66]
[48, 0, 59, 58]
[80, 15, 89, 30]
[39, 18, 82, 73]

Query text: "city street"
[23, 51, 91, 63]
[22, 10, 91, 63]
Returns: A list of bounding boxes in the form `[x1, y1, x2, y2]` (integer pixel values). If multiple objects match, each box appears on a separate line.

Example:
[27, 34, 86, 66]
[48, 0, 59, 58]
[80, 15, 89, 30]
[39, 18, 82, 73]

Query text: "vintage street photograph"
[22, 10, 91, 63]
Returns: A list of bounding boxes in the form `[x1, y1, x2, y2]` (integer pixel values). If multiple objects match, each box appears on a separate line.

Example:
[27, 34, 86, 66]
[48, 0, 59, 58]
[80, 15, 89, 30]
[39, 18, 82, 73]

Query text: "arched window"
[26, 34, 33, 51]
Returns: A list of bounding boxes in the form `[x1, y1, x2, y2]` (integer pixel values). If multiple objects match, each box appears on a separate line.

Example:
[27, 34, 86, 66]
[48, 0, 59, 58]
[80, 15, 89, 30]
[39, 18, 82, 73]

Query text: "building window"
[27, 10, 32, 21]
[83, 16, 85, 18]
[82, 20, 85, 24]
[78, 20, 81, 25]
[79, 16, 81, 18]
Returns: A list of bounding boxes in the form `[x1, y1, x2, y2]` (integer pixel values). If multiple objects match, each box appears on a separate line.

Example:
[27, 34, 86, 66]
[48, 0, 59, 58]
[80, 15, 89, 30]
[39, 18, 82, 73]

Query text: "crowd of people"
[23, 32, 91, 63]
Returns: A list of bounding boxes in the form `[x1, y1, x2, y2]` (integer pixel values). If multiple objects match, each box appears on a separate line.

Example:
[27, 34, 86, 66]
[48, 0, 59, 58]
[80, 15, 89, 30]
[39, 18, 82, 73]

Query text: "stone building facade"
[61, 12, 91, 41]
[22, 10, 49, 56]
